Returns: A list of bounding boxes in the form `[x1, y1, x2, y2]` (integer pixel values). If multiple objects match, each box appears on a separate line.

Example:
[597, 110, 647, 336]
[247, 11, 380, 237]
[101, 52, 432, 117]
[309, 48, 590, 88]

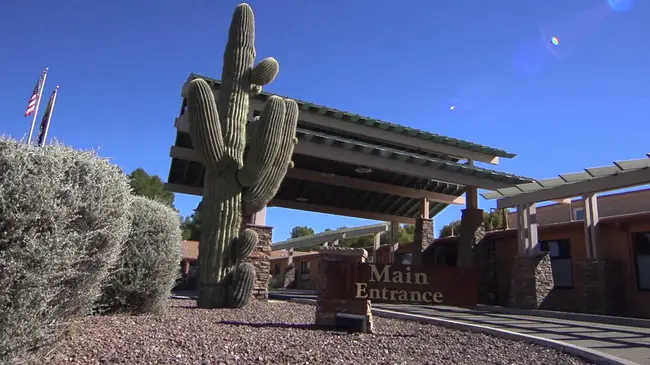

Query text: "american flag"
[24, 69, 47, 117]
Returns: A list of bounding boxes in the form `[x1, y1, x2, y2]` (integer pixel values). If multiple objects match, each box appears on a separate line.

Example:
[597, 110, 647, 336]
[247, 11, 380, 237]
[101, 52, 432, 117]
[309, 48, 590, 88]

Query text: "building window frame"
[632, 232, 650, 291]
[573, 208, 585, 221]
[299, 261, 310, 281]
[273, 263, 281, 276]
[540, 239, 574, 289]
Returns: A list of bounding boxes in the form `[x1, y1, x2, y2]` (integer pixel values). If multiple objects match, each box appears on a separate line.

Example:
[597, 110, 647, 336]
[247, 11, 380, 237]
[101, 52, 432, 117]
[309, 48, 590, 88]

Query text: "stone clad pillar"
[412, 218, 434, 265]
[507, 203, 553, 309]
[507, 252, 554, 309]
[457, 208, 484, 267]
[242, 224, 272, 301]
[315, 247, 373, 333]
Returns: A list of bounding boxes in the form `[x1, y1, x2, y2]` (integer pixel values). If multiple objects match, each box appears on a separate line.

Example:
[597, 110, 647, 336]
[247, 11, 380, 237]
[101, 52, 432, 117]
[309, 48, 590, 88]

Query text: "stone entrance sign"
[323, 262, 478, 307]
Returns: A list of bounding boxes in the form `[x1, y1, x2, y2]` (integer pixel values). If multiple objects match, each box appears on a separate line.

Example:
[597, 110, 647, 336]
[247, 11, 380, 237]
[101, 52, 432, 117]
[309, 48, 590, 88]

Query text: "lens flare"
[608, 0, 634, 12]
[551, 36, 560, 46]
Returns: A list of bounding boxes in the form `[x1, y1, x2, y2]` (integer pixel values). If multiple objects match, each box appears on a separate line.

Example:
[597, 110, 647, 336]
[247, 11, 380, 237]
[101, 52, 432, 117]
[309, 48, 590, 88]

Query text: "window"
[299, 261, 310, 281]
[540, 239, 573, 288]
[632, 232, 650, 291]
[274, 263, 281, 276]
[186, 261, 198, 279]
[397, 253, 413, 265]
[574, 208, 585, 221]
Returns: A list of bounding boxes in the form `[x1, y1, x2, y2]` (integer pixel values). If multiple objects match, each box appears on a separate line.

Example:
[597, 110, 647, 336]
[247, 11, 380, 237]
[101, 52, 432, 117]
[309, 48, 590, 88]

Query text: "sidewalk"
[375, 303, 650, 365]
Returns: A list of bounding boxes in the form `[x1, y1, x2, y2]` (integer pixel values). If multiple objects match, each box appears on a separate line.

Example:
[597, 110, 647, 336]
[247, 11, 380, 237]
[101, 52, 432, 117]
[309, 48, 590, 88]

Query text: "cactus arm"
[242, 98, 299, 215]
[251, 57, 279, 86]
[186, 79, 225, 170]
[237, 96, 286, 187]
[234, 228, 258, 260]
[226, 262, 256, 308]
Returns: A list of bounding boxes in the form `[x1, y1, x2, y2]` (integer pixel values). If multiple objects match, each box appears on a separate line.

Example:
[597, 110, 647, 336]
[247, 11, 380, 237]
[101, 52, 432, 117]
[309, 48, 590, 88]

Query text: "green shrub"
[0, 138, 133, 364]
[98, 196, 182, 315]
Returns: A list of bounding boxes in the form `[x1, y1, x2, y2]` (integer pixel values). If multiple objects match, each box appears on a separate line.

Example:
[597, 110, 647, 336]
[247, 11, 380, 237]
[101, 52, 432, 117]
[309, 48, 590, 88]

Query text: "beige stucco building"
[507, 188, 650, 228]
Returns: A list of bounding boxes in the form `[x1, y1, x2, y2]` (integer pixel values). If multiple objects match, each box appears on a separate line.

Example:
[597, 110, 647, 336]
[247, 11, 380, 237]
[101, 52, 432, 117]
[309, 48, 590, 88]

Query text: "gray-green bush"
[0, 138, 133, 364]
[98, 196, 182, 315]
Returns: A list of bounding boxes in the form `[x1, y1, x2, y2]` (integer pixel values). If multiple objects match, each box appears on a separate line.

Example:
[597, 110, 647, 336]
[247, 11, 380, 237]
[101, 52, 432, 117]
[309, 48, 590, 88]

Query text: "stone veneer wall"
[508, 252, 554, 309]
[242, 224, 272, 301]
[315, 247, 373, 333]
[283, 265, 296, 289]
[573, 259, 625, 316]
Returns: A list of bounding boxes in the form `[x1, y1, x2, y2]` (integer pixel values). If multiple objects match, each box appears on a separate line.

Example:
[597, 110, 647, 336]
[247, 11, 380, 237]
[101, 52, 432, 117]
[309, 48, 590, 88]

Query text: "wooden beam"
[583, 193, 600, 259]
[497, 167, 650, 209]
[270, 199, 416, 225]
[465, 186, 479, 209]
[373, 232, 381, 263]
[165, 183, 202, 196]
[165, 183, 415, 224]
[390, 222, 399, 264]
[170, 144, 516, 191]
[167, 147, 465, 204]
[176, 99, 503, 165]
[286, 168, 465, 205]
[420, 198, 430, 219]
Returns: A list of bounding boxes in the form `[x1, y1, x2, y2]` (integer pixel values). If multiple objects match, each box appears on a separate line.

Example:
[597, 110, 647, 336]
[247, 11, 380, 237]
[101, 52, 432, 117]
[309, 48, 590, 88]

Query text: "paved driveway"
[269, 290, 650, 365]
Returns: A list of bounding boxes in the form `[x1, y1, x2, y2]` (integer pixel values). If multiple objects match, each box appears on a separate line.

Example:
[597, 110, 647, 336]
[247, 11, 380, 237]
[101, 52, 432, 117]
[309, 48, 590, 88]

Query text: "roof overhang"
[181, 74, 517, 165]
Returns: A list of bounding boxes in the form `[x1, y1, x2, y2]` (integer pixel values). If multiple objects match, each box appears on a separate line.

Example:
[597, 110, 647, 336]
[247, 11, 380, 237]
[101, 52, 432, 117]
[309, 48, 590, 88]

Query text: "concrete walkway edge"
[289, 298, 639, 365]
[477, 305, 650, 329]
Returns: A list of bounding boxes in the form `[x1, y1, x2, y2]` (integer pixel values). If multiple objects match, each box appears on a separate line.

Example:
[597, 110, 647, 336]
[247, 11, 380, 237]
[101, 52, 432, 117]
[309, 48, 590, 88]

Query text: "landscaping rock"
[34, 299, 593, 365]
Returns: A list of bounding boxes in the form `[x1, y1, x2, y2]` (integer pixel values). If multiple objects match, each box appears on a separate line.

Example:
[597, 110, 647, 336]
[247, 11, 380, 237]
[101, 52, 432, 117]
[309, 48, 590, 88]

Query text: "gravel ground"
[33, 299, 593, 365]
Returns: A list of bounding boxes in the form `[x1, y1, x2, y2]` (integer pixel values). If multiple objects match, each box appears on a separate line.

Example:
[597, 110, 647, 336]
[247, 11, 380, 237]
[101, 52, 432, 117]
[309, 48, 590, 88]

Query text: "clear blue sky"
[1, 0, 647, 242]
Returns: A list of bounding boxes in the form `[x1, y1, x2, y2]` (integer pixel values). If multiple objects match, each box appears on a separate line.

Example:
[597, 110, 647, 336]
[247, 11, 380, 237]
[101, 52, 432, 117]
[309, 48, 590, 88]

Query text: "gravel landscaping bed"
[34, 299, 592, 365]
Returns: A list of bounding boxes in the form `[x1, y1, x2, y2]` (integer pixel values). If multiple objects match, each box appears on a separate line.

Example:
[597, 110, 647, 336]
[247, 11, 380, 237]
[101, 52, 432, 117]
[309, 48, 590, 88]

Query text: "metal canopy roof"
[295, 128, 531, 188]
[482, 154, 650, 209]
[187, 73, 517, 160]
[166, 74, 532, 223]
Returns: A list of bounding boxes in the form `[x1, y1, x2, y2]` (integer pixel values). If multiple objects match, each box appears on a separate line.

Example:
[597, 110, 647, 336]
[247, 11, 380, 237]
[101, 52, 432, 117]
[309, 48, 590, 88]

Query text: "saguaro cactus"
[185, 3, 298, 308]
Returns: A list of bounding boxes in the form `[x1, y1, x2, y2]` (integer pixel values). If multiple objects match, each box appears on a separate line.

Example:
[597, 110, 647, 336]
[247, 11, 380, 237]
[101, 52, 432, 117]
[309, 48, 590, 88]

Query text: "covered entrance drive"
[164, 74, 532, 298]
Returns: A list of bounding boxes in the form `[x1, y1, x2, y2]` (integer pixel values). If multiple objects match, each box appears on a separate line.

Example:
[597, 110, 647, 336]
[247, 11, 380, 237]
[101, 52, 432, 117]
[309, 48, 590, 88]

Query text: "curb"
[272, 290, 650, 329]
[288, 299, 638, 365]
[170, 295, 197, 300]
[476, 305, 650, 329]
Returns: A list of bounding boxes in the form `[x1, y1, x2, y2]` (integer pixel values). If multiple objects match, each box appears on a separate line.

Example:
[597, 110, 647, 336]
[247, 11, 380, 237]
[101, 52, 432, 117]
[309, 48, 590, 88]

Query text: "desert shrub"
[98, 196, 182, 315]
[0, 138, 133, 364]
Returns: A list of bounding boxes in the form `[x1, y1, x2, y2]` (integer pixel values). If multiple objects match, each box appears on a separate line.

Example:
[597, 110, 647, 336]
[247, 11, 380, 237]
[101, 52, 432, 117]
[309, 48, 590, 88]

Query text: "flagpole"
[38, 86, 59, 147]
[27, 68, 48, 145]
